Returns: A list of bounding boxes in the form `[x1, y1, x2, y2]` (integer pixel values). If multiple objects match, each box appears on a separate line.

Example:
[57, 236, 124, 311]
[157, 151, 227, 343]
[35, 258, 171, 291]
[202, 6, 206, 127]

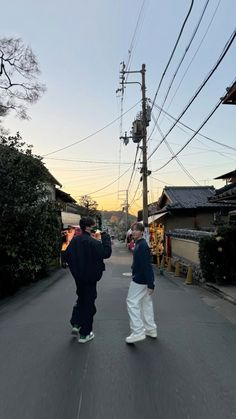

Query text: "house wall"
[61, 211, 81, 227]
[168, 236, 204, 283]
[165, 215, 195, 231]
[165, 212, 228, 232]
[45, 184, 56, 201]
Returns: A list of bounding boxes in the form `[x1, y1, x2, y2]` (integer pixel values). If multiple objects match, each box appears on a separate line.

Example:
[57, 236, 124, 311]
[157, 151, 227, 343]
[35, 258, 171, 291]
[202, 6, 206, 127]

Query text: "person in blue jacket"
[66, 216, 112, 343]
[126, 222, 157, 344]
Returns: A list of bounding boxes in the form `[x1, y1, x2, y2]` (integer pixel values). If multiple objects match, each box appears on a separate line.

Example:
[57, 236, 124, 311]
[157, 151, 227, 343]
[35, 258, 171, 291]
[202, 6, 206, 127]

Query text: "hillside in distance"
[101, 210, 137, 226]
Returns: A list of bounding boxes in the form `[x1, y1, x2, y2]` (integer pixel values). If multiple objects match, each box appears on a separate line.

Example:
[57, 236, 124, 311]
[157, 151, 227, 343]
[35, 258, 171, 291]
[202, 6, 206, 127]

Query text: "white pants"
[126, 281, 157, 335]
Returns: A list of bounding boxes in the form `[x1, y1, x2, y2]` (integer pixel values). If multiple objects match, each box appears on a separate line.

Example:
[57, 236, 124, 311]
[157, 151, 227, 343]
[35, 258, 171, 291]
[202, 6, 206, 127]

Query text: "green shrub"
[0, 134, 62, 297]
[199, 225, 236, 284]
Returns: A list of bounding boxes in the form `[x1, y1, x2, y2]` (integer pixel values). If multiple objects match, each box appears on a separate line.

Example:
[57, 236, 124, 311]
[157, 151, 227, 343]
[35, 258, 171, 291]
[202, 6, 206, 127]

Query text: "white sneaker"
[125, 333, 146, 344]
[145, 329, 157, 338]
[78, 332, 95, 343]
[71, 326, 80, 336]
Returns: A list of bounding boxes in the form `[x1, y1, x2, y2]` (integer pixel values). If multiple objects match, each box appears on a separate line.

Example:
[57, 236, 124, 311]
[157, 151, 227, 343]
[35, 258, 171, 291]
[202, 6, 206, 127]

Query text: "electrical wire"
[152, 99, 222, 172]
[43, 101, 141, 157]
[156, 0, 210, 123]
[150, 175, 174, 186]
[44, 157, 133, 165]
[195, 138, 236, 162]
[49, 167, 117, 172]
[117, 1, 148, 193]
[129, 179, 142, 206]
[154, 119, 200, 185]
[154, 112, 236, 161]
[126, 0, 148, 72]
[91, 191, 118, 199]
[148, 29, 236, 160]
[127, 155, 142, 200]
[160, 0, 222, 122]
[127, 144, 140, 191]
[84, 164, 133, 196]
[150, 0, 194, 114]
[152, 101, 236, 152]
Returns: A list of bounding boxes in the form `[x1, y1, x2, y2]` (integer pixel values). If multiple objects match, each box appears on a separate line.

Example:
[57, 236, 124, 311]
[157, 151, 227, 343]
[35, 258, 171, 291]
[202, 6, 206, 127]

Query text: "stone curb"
[0, 268, 66, 310]
[202, 283, 236, 306]
[153, 265, 236, 306]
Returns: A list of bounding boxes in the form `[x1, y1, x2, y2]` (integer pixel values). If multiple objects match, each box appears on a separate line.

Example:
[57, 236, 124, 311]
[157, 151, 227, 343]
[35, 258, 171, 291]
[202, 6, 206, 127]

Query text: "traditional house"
[141, 186, 235, 232]
[139, 186, 236, 265]
[221, 81, 236, 105]
[208, 170, 236, 204]
[55, 189, 87, 228]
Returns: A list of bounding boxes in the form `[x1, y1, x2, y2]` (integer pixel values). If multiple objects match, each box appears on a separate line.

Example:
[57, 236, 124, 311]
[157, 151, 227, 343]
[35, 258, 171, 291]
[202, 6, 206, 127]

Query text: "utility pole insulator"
[120, 131, 131, 146]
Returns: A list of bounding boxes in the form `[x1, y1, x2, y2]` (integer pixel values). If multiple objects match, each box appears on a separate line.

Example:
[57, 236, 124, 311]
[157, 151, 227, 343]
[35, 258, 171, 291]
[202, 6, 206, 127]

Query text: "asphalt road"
[0, 241, 236, 419]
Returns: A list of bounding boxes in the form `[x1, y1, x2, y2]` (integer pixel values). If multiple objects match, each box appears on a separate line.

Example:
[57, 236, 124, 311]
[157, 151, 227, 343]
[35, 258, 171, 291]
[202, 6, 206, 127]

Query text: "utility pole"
[125, 189, 129, 232]
[119, 63, 150, 240]
[118, 188, 129, 232]
[141, 64, 149, 234]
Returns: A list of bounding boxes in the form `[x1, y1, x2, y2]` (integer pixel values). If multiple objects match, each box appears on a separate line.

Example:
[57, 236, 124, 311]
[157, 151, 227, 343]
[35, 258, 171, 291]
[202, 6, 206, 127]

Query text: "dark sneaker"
[78, 332, 95, 343]
[71, 325, 80, 336]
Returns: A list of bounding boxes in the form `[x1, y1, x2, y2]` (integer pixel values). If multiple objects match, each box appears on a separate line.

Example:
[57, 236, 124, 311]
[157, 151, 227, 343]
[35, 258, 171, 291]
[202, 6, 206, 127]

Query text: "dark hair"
[79, 216, 95, 231]
[132, 222, 144, 232]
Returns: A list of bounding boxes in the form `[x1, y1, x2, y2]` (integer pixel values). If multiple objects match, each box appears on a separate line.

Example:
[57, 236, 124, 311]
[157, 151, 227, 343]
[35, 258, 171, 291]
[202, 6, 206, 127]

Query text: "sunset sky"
[1, 0, 236, 215]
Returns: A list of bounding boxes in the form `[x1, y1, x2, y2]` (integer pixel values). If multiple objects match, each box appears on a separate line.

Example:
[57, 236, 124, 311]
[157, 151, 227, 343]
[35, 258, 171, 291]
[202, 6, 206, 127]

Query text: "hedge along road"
[0, 240, 236, 419]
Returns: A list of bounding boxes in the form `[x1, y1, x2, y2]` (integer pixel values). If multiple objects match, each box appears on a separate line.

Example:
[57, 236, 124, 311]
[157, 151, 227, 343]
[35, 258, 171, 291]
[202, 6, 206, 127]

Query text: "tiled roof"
[214, 169, 236, 180]
[209, 184, 236, 202]
[162, 186, 221, 209]
[148, 201, 160, 215]
[56, 188, 76, 203]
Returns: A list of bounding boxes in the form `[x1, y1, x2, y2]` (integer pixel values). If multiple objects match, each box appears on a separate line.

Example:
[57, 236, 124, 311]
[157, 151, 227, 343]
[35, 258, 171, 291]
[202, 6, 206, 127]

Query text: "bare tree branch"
[0, 37, 46, 118]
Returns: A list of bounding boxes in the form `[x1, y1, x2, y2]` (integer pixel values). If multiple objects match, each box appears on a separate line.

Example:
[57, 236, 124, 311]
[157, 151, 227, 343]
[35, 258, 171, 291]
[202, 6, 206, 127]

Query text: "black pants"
[70, 281, 97, 336]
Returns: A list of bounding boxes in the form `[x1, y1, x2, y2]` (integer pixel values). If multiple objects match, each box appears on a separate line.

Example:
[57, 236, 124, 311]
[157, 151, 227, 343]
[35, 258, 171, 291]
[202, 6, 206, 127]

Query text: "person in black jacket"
[66, 216, 112, 343]
[126, 222, 157, 344]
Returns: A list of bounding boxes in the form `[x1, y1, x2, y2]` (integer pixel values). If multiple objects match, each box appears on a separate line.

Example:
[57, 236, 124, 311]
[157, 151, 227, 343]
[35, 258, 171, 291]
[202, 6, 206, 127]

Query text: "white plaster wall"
[171, 237, 199, 264]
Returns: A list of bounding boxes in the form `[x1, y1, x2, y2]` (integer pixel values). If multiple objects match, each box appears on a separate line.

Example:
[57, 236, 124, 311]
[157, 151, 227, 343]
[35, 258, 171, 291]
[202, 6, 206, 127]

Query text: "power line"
[126, 0, 148, 71]
[150, 0, 194, 114]
[156, 0, 210, 123]
[152, 99, 222, 172]
[49, 167, 117, 172]
[129, 152, 142, 193]
[81, 164, 133, 196]
[44, 157, 133, 164]
[152, 101, 236, 152]
[43, 100, 141, 157]
[195, 138, 236, 162]
[154, 115, 236, 161]
[129, 179, 142, 206]
[154, 119, 200, 185]
[92, 191, 118, 199]
[160, 0, 222, 122]
[148, 29, 236, 160]
[150, 175, 174, 186]
[117, 1, 147, 193]
[127, 144, 140, 191]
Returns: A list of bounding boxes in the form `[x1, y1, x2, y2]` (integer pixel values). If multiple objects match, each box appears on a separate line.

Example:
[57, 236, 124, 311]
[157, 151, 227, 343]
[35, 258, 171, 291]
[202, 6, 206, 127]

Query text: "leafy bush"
[0, 134, 62, 297]
[199, 225, 236, 284]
